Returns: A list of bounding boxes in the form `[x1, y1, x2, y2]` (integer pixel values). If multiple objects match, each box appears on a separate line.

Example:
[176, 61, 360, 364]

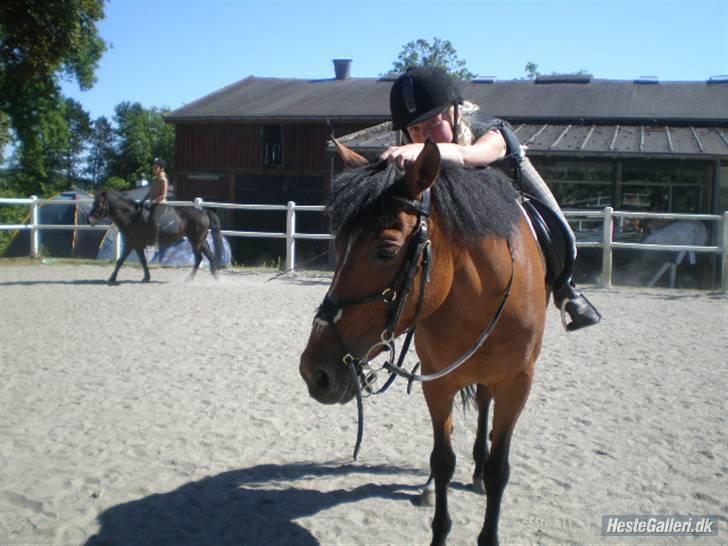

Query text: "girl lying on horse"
[380, 66, 601, 331]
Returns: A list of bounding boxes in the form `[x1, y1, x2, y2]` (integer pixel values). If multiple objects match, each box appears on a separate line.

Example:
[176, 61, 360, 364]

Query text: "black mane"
[328, 161, 521, 242]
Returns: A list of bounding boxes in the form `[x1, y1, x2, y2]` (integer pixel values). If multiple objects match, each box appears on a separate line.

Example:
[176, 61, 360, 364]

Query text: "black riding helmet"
[389, 66, 464, 131]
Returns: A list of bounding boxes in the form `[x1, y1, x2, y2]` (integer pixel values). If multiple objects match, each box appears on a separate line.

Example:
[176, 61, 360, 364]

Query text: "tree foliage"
[523, 61, 590, 79]
[85, 115, 114, 186]
[388, 38, 475, 80]
[110, 102, 175, 188]
[0, 0, 107, 193]
[524, 61, 540, 79]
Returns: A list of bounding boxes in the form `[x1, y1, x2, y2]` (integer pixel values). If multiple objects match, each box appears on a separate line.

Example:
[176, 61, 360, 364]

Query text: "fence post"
[30, 195, 39, 257]
[194, 197, 203, 209]
[601, 207, 614, 289]
[722, 211, 728, 293]
[114, 228, 123, 261]
[286, 201, 296, 272]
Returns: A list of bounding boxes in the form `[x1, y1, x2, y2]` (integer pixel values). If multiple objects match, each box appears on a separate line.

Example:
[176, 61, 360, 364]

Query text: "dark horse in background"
[299, 141, 549, 546]
[88, 190, 224, 283]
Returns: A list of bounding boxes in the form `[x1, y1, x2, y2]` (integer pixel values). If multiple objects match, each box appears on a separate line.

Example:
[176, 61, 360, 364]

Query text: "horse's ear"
[331, 136, 368, 167]
[405, 139, 441, 198]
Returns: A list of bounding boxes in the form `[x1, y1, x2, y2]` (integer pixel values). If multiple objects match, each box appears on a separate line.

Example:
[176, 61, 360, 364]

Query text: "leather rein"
[314, 188, 514, 459]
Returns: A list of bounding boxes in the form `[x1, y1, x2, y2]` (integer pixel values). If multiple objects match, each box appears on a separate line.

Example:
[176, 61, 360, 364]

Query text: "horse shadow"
[85, 461, 424, 546]
[0, 279, 164, 287]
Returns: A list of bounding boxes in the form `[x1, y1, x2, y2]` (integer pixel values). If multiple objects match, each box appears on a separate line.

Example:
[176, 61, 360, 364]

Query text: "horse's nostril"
[312, 369, 330, 393]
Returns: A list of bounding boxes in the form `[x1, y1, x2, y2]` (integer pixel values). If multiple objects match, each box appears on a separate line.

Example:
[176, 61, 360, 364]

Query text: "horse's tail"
[206, 210, 225, 269]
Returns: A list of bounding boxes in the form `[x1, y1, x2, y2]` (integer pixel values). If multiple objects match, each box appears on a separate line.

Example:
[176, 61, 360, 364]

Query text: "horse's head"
[87, 191, 109, 225]
[299, 140, 442, 405]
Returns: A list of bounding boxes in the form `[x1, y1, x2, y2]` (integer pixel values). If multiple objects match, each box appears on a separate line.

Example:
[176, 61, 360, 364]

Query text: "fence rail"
[1, 196, 727, 292]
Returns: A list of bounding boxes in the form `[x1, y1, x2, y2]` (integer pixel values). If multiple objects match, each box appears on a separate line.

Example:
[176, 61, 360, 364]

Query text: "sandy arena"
[0, 262, 726, 545]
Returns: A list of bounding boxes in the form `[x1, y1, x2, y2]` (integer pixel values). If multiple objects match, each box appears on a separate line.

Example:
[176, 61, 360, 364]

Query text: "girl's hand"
[379, 143, 425, 169]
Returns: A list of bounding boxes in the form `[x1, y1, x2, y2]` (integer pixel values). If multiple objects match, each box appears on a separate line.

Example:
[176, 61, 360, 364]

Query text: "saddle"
[140, 204, 182, 236]
[522, 196, 575, 287]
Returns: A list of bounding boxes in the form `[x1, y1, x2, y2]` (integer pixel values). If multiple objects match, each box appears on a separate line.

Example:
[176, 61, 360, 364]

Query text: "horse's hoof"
[472, 476, 486, 495]
[142, 277, 151, 283]
[107, 278, 119, 285]
[414, 488, 435, 507]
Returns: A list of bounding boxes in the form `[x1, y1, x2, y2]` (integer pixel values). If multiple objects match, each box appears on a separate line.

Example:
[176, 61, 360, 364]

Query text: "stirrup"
[560, 298, 571, 331]
[560, 293, 602, 332]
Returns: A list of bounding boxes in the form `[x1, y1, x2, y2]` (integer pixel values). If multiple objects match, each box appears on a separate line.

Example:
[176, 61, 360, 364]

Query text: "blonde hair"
[454, 101, 480, 145]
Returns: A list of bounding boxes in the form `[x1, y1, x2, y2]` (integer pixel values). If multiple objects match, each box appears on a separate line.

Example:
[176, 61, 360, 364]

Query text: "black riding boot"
[553, 281, 602, 332]
[149, 203, 162, 247]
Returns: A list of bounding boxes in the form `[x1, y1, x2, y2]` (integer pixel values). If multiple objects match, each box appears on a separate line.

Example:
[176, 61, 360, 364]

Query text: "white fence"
[1, 196, 727, 292]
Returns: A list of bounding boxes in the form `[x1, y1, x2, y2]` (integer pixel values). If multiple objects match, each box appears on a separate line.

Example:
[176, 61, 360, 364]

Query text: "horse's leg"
[472, 384, 493, 494]
[477, 372, 533, 546]
[108, 246, 133, 283]
[424, 385, 456, 546]
[188, 247, 203, 281]
[135, 248, 151, 282]
[199, 240, 217, 278]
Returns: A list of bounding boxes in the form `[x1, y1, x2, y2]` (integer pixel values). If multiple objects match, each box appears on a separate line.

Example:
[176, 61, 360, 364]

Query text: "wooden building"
[167, 62, 728, 278]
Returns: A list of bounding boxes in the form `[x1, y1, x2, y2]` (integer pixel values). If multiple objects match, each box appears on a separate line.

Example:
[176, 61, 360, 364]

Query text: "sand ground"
[0, 262, 726, 545]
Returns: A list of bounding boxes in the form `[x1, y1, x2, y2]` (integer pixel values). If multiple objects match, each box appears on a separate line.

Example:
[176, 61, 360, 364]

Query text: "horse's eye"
[377, 244, 400, 260]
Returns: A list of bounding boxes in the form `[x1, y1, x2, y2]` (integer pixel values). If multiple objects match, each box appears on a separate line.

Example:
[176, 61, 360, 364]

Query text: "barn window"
[263, 126, 282, 167]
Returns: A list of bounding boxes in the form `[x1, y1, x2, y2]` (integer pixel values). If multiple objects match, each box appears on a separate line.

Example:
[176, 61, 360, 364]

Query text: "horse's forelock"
[328, 161, 403, 234]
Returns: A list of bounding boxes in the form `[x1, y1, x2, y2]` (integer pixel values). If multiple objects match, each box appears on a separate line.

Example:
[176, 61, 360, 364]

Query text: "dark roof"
[333, 121, 728, 160]
[168, 76, 728, 125]
[168, 76, 390, 122]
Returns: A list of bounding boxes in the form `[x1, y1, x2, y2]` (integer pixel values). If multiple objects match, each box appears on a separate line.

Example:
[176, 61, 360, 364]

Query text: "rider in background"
[380, 66, 601, 331]
[145, 157, 168, 246]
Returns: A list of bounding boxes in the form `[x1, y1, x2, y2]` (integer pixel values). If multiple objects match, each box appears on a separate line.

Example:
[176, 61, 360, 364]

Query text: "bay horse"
[87, 190, 224, 283]
[299, 140, 548, 546]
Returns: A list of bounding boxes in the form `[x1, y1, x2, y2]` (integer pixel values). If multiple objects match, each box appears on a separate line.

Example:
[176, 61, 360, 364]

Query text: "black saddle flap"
[157, 207, 181, 235]
[523, 198, 573, 286]
[141, 205, 181, 235]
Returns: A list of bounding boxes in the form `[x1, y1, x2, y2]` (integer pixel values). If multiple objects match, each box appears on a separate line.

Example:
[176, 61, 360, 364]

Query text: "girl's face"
[407, 106, 456, 144]
[152, 164, 161, 175]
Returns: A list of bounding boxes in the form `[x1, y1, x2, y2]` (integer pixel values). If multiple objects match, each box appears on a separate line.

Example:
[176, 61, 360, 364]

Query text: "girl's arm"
[380, 130, 507, 168]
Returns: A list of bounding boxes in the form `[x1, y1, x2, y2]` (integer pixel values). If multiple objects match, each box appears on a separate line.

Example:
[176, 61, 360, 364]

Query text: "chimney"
[333, 59, 352, 80]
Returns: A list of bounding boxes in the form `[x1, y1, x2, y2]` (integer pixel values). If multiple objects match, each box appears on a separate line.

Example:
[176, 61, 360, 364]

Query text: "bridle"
[314, 187, 515, 460]
[316, 190, 433, 386]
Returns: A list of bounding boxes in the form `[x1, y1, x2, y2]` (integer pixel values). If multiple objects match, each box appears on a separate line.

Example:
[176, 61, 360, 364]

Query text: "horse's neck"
[108, 194, 138, 227]
[423, 230, 511, 326]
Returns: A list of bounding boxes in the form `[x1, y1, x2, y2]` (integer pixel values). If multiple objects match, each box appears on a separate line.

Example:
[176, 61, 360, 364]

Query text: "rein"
[315, 189, 515, 460]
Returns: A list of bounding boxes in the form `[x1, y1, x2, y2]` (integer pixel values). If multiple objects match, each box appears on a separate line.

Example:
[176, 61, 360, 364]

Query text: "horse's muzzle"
[299, 354, 356, 405]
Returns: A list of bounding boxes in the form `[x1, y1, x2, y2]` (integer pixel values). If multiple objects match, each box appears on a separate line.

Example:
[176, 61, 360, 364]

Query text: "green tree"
[86, 115, 114, 185]
[57, 98, 92, 189]
[387, 38, 475, 80]
[0, 0, 106, 194]
[0, 111, 11, 164]
[523, 61, 590, 79]
[110, 102, 175, 188]
[524, 61, 540, 79]
[13, 97, 91, 193]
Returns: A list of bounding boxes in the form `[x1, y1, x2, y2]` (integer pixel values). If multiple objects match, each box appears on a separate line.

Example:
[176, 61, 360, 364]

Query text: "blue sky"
[62, 0, 728, 121]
